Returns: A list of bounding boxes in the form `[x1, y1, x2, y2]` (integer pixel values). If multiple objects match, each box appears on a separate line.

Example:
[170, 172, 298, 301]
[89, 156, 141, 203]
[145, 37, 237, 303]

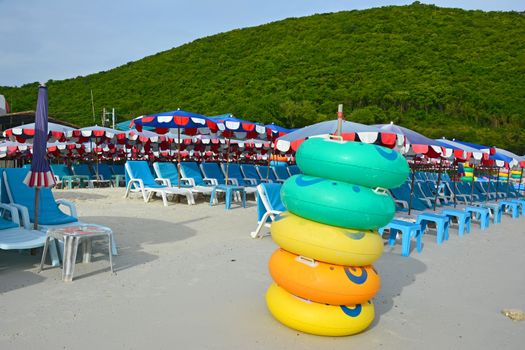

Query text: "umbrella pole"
[505, 167, 511, 198]
[470, 165, 475, 205]
[408, 161, 415, 216]
[433, 158, 443, 211]
[266, 140, 273, 182]
[518, 168, 524, 198]
[177, 127, 181, 188]
[495, 167, 500, 200]
[34, 188, 39, 230]
[453, 165, 457, 208]
[225, 136, 231, 185]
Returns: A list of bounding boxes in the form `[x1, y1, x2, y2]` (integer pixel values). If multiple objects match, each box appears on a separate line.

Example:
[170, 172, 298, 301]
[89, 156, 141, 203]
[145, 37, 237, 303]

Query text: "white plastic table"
[39, 225, 114, 282]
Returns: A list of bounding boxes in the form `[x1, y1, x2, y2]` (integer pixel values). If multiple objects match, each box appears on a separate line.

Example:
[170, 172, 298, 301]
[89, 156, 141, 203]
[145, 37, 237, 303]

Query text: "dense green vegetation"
[1, 3, 524, 152]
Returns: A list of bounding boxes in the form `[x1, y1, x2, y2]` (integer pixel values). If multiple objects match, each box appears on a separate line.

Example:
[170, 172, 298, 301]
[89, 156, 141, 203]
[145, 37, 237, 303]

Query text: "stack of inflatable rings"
[266, 137, 409, 336]
[510, 170, 521, 180]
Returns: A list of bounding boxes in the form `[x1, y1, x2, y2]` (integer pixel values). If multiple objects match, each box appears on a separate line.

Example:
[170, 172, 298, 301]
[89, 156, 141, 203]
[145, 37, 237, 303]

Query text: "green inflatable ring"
[281, 175, 395, 230]
[296, 138, 409, 189]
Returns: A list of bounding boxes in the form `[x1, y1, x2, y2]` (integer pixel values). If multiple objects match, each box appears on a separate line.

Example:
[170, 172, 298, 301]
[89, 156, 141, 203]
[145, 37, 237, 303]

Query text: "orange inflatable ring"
[269, 249, 380, 305]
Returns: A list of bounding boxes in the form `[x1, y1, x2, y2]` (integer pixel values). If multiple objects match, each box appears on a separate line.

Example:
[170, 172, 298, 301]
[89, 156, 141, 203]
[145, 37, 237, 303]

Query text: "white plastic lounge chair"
[153, 162, 214, 200]
[251, 183, 286, 238]
[2, 168, 117, 257]
[124, 161, 195, 206]
[0, 202, 59, 266]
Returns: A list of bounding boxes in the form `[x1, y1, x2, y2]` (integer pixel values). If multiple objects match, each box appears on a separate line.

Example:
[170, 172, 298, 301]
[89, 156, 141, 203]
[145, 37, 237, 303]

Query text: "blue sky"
[1, 0, 523, 86]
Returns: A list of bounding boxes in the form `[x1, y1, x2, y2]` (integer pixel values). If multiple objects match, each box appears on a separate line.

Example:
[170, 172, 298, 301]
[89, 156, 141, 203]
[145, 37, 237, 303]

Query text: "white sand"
[1, 188, 524, 349]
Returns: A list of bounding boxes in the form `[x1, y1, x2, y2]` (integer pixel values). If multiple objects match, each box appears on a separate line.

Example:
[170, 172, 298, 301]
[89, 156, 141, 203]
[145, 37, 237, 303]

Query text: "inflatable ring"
[269, 248, 380, 305]
[296, 138, 409, 189]
[270, 212, 383, 266]
[281, 175, 395, 229]
[266, 283, 375, 336]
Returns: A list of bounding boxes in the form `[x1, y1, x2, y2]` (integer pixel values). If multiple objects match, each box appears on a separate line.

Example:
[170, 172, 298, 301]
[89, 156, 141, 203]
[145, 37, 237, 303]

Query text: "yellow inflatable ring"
[270, 212, 383, 266]
[266, 283, 374, 336]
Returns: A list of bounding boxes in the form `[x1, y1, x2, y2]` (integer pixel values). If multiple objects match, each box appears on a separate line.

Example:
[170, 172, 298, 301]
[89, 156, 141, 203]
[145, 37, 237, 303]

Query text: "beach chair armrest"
[229, 178, 239, 186]
[156, 177, 172, 187]
[394, 199, 409, 209]
[8, 203, 31, 229]
[56, 199, 78, 218]
[181, 177, 196, 186]
[154, 177, 166, 185]
[0, 203, 21, 226]
[204, 178, 218, 185]
[244, 178, 258, 185]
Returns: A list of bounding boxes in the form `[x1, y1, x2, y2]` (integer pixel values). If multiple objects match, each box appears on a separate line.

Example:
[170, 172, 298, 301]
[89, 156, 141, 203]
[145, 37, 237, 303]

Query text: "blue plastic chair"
[287, 165, 301, 176]
[125, 161, 194, 206]
[220, 163, 257, 187]
[180, 162, 214, 187]
[153, 162, 192, 188]
[251, 183, 286, 238]
[256, 165, 282, 183]
[272, 165, 290, 181]
[200, 162, 230, 185]
[241, 164, 265, 184]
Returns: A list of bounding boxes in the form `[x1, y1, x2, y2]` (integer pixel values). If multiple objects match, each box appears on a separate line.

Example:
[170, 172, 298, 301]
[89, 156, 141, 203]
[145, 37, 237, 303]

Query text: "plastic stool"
[379, 219, 423, 257]
[416, 213, 450, 244]
[442, 209, 471, 236]
[500, 200, 519, 218]
[465, 206, 490, 230]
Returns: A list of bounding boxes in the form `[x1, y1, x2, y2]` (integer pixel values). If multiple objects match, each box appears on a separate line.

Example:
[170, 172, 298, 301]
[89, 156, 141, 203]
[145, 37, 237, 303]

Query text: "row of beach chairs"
[123, 161, 301, 206]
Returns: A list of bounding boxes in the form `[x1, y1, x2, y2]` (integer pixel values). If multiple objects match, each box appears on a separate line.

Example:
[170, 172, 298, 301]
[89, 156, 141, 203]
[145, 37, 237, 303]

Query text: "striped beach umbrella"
[24, 85, 56, 229]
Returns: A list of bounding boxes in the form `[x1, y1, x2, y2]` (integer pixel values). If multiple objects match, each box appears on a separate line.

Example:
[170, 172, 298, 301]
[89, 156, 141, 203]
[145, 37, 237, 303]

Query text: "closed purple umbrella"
[24, 85, 56, 229]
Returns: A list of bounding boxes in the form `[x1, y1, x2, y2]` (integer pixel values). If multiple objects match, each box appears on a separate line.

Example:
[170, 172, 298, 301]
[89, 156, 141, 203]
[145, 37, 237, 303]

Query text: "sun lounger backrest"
[125, 161, 159, 188]
[111, 164, 125, 176]
[3, 168, 77, 225]
[201, 163, 226, 183]
[257, 165, 277, 181]
[72, 163, 92, 177]
[96, 163, 113, 180]
[287, 165, 300, 176]
[257, 183, 286, 222]
[272, 165, 290, 180]
[390, 182, 427, 211]
[50, 164, 73, 179]
[180, 162, 206, 186]
[241, 164, 261, 181]
[153, 162, 178, 182]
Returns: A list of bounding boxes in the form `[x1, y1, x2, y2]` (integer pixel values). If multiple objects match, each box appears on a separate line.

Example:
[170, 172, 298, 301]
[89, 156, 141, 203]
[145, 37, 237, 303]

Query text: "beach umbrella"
[375, 123, 456, 213]
[452, 140, 500, 203]
[493, 147, 523, 198]
[210, 114, 268, 184]
[66, 125, 127, 180]
[132, 109, 217, 187]
[275, 120, 401, 153]
[438, 138, 491, 206]
[24, 85, 56, 229]
[4, 122, 74, 143]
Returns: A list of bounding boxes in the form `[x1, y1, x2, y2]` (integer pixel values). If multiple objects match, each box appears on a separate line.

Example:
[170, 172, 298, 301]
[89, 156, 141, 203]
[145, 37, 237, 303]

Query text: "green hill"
[1, 2, 525, 153]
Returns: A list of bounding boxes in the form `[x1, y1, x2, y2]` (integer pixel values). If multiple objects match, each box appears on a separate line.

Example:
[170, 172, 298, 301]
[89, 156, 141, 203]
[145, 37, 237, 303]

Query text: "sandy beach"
[1, 188, 524, 350]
